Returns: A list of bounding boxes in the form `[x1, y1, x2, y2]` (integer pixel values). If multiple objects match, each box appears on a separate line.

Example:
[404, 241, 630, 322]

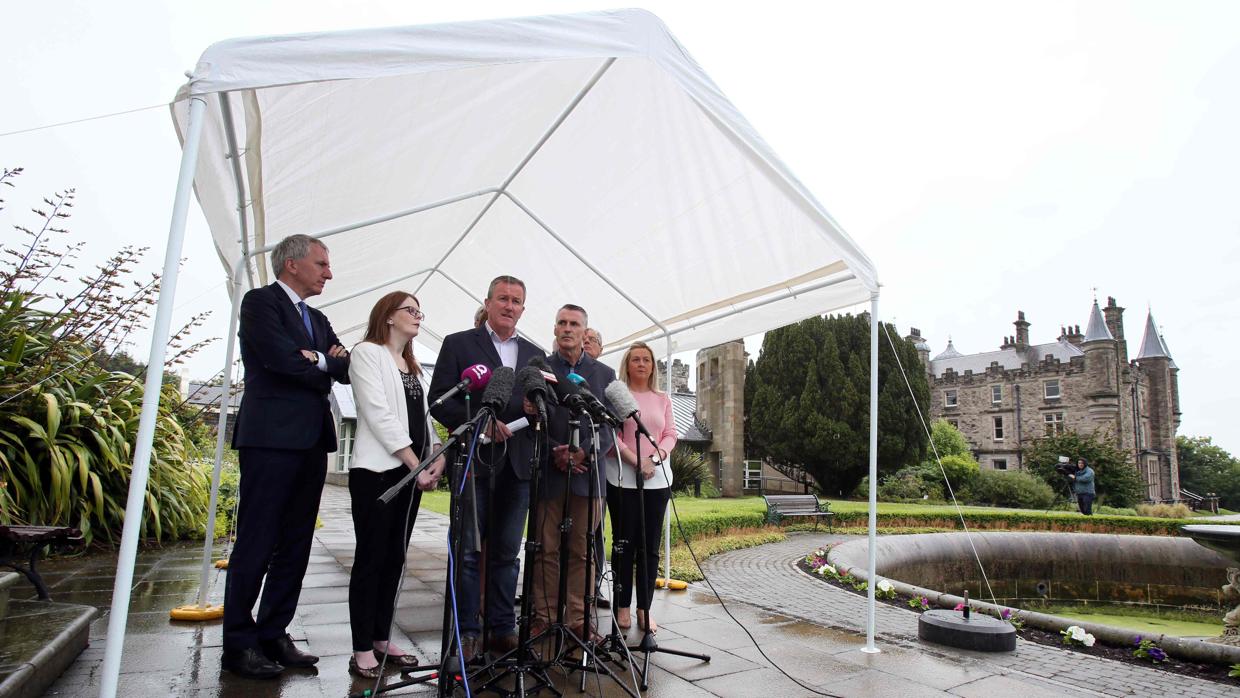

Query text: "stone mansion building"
[908, 297, 1181, 502]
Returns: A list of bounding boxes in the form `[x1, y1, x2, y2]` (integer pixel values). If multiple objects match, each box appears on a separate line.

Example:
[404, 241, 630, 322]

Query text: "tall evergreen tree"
[744, 314, 929, 496]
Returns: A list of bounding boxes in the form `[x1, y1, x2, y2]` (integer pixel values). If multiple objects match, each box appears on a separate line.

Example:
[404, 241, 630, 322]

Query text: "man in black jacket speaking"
[223, 234, 350, 679]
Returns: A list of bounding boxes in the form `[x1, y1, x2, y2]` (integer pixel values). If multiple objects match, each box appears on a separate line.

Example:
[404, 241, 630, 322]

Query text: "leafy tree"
[1024, 430, 1144, 508]
[928, 418, 971, 459]
[1177, 436, 1240, 510]
[745, 313, 929, 496]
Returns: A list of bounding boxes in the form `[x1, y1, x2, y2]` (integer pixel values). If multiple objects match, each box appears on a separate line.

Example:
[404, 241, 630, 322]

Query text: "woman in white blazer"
[346, 291, 444, 679]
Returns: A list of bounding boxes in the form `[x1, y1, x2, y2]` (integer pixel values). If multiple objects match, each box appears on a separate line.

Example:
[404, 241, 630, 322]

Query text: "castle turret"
[1135, 310, 1177, 501]
[1081, 299, 1119, 425]
[696, 341, 747, 497]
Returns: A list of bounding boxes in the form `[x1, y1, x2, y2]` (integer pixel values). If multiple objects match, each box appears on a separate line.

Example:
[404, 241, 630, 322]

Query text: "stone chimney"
[1014, 311, 1030, 349]
[1103, 297, 1128, 363]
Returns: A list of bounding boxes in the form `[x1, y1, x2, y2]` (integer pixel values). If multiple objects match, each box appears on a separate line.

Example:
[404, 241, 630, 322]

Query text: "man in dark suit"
[533, 305, 617, 641]
[428, 275, 544, 660]
[223, 234, 351, 679]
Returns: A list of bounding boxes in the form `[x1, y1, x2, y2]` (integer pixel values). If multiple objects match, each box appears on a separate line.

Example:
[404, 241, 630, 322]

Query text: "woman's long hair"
[617, 341, 659, 393]
[362, 290, 421, 377]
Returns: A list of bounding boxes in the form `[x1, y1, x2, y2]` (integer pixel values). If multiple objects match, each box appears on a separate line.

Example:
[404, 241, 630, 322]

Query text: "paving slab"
[40, 487, 1240, 697]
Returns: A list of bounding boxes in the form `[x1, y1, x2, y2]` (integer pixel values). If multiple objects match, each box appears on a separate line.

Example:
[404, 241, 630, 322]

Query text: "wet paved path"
[37, 486, 1238, 696]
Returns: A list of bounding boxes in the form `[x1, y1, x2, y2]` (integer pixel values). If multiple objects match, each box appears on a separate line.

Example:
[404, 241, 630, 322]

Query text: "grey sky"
[3, 1, 1238, 451]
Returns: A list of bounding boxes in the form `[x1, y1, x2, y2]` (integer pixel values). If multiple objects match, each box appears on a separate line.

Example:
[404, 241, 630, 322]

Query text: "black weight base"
[918, 609, 1016, 652]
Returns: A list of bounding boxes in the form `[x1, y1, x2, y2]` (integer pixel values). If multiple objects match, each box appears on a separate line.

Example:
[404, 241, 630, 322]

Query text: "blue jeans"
[455, 464, 529, 638]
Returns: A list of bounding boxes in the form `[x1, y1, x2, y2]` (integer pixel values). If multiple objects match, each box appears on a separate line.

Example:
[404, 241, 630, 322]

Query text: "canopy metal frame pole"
[663, 338, 673, 583]
[194, 275, 244, 608]
[100, 95, 208, 698]
[863, 290, 881, 654]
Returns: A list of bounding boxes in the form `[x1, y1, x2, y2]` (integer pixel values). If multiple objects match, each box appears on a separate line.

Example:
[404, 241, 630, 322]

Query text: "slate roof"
[184, 382, 242, 410]
[929, 340, 1083, 377]
[1083, 300, 1114, 342]
[670, 391, 711, 443]
[1135, 311, 1169, 361]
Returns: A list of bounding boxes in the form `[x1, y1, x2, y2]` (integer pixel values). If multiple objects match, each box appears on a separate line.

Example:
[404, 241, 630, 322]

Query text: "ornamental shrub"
[965, 470, 1056, 510]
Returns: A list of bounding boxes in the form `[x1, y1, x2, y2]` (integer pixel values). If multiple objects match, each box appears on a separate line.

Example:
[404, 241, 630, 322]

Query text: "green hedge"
[826, 508, 1217, 537]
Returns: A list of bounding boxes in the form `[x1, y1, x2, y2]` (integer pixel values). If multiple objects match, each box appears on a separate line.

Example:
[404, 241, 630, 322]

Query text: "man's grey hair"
[271, 234, 328, 278]
[585, 327, 602, 344]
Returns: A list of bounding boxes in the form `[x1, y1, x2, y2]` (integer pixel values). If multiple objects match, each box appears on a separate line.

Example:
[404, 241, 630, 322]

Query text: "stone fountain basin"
[1182, 524, 1240, 565]
[826, 531, 1240, 665]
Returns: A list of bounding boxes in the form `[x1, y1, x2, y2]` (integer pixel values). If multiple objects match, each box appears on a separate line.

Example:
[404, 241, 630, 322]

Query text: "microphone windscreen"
[551, 373, 584, 404]
[516, 366, 547, 399]
[480, 366, 515, 411]
[604, 380, 639, 417]
[566, 372, 589, 388]
[460, 363, 492, 391]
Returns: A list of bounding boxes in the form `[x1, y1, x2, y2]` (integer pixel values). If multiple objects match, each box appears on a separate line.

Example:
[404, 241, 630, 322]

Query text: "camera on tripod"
[1054, 455, 1075, 476]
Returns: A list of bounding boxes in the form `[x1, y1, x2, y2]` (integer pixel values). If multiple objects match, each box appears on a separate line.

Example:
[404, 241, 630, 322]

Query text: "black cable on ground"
[665, 495, 843, 698]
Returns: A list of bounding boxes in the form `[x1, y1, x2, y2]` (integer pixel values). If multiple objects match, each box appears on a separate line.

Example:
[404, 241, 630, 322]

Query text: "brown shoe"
[487, 632, 519, 656]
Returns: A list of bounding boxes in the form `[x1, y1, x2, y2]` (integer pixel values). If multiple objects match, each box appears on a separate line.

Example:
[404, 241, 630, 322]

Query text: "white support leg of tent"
[194, 274, 245, 608]
[663, 338, 673, 584]
[99, 95, 207, 698]
[863, 291, 880, 654]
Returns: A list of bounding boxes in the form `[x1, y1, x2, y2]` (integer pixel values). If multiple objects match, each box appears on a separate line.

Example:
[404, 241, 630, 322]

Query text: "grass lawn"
[1044, 607, 1223, 638]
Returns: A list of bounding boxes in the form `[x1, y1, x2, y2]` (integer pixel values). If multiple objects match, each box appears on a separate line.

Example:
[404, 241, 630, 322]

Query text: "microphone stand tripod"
[469, 403, 558, 697]
[355, 400, 486, 698]
[624, 427, 710, 691]
[574, 421, 640, 694]
[539, 414, 636, 697]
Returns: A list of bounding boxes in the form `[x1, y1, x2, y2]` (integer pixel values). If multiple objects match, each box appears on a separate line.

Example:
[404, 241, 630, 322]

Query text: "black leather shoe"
[595, 596, 611, 609]
[222, 647, 284, 679]
[260, 634, 319, 668]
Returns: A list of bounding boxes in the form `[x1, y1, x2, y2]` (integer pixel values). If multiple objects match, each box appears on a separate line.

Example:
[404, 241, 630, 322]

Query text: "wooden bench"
[0, 525, 84, 601]
[763, 494, 834, 532]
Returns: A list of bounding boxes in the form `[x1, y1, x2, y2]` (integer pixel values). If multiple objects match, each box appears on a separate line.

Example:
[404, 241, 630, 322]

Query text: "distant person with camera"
[1068, 457, 1096, 515]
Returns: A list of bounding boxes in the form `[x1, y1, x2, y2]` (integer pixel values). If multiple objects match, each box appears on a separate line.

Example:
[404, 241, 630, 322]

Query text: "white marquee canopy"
[103, 10, 884, 697]
[171, 8, 876, 356]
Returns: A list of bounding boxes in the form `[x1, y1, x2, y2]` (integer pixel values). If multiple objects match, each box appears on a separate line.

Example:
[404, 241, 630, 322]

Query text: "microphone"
[565, 372, 623, 428]
[516, 365, 552, 423]
[429, 363, 492, 409]
[479, 366, 515, 414]
[604, 380, 654, 441]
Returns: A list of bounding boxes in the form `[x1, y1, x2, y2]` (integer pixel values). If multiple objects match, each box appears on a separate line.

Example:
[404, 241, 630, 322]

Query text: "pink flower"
[953, 603, 965, 611]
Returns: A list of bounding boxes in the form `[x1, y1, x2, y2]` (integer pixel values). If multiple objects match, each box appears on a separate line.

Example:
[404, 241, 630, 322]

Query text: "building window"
[992, 458, 1008, 471]
[944, 390, 958, 408]
[1044, 379, 1061, 400]
[336, 420, 356, 472]
[991, 385, 1002, 404]
[993, 416, 1004, 441]
[1044, 412, 1065, 436]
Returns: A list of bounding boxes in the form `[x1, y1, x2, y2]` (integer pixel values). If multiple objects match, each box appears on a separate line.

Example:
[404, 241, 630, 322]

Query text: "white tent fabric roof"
[171, 8, 877, 360]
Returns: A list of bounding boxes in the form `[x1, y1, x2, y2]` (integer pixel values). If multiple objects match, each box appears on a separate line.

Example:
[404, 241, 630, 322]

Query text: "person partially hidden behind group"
[223, 234, 350, 679]
[607, 341, 676, 633]
[345, 291, 445, 679]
